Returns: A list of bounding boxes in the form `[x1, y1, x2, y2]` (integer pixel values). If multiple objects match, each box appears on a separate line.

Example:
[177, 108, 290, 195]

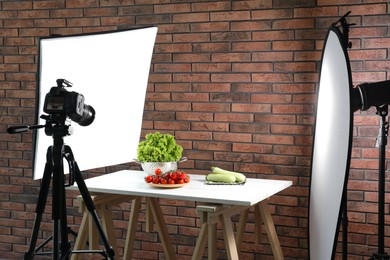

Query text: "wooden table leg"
[99, 203, 118, 254]
[196, 202, 284, 260]
[192, 222, 208, 260]
[145, 197, 154, 233]
[194, 204, 220, 259]
[258, 201, 284, 260]
[71, 209, 89, 260]
[194, 204, 245, 260]
[208, 220, 217, 259]
[71, 194, 130, 260]
[147, 197, 175, 259]
[219, 213, 239, 260]
[123, 197, 176, 259]
[123, 197, 142, 260]
[255, 204, 263, 244]
[88, 211, 99, 251]
[236, 208, 250, 249]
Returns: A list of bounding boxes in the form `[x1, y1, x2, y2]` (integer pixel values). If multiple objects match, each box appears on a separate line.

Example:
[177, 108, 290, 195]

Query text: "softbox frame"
[33, 27, 158, 180]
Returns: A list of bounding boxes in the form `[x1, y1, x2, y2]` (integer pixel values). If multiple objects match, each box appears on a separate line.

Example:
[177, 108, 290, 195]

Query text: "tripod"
[23, 120, 115, 260]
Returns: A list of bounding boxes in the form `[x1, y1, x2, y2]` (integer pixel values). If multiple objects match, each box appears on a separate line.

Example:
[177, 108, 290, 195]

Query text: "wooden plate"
[149, 183, 187, 188]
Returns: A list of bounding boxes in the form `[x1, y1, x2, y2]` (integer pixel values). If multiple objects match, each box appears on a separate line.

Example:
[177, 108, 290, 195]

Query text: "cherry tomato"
[168, 179, 175, 185]
[155, 168, 162, 176]
[176, 179, 184, 184]
[145, 175, 153, 183]
[160, 178, 167, 185]
[152, 177, 159, 184]
[179, 173, 187, 180]
[184, 176, 190, 183]
[171, 173, 178, 180]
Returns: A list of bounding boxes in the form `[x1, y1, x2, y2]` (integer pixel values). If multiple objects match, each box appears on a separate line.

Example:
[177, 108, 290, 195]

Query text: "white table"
[69, 170, 292, 259]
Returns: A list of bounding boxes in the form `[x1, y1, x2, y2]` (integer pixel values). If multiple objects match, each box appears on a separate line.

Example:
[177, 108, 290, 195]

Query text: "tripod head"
[40, 114, 73, 138]
[7, 114, 73, 138]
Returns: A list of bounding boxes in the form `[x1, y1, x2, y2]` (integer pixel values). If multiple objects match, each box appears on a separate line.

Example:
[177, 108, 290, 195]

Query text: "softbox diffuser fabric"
[33, 27, 158, 180]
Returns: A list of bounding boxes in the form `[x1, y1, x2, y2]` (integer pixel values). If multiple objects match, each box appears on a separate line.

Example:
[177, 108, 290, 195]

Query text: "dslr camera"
[43, 79, 95, 126]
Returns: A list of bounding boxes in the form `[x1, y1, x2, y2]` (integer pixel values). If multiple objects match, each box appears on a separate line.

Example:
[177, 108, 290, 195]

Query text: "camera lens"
[71, 105, 95, 126]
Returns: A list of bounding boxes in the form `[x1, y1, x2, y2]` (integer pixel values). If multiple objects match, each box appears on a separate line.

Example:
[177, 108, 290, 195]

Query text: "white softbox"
[33, 27, 158, 180]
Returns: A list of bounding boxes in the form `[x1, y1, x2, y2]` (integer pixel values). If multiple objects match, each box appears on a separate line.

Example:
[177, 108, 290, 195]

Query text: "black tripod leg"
[25, 148, 53, 259]
[59, 176, 71, 260]
[66, 150, 114, 259]
[51, 139, 72, 260]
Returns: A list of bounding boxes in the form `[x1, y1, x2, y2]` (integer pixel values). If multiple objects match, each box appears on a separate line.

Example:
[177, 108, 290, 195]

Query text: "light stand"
[340, 104, 390, 260]
[369, 104, 389, 260]
[9, 118, 115, 260]
[352, 79, 390, 259]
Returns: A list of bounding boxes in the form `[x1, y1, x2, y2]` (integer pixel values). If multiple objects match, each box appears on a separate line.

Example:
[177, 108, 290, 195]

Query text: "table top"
[71, 170, 292, 206]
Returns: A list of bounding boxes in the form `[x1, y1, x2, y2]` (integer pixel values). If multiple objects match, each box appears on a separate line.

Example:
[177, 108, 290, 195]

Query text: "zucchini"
[211, 167, 246, 183]
[206, 173, 236, 183]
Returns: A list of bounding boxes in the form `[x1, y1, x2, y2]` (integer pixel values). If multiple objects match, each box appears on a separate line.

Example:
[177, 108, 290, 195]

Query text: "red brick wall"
[1, 0, 389, 259]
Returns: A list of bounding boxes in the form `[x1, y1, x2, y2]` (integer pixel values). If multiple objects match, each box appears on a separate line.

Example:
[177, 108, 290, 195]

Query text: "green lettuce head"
[137, 132, 183, 162]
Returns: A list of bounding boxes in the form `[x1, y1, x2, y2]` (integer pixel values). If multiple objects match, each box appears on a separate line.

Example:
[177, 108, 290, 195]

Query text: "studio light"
[33, 26, 158, 180]
[352, 80, 390, 112]
[352, 80, 390, 260]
